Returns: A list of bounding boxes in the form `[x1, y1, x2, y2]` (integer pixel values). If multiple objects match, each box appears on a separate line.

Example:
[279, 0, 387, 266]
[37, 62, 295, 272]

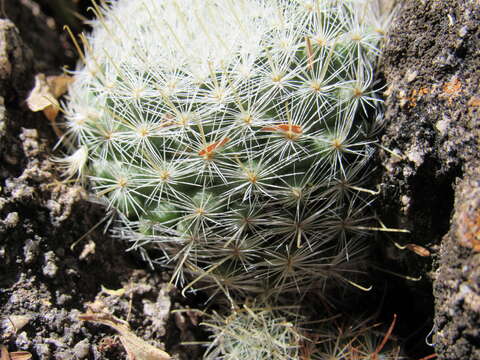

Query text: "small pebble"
[42, 251, 59, 278]
[34, 343, 51, 360]
[15, 331, 31, 348]
[405, 69, 418, 83]
[73, 339, 90, 359]
[24, 239, 40, 264]
[3, 212, 19, 228]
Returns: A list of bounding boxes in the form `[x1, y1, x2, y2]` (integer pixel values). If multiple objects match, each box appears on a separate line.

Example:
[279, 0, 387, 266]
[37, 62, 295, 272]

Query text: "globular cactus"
[202, 304, 303, 360]
[62, 0, 393, 302]
[202, 305, 403, 360]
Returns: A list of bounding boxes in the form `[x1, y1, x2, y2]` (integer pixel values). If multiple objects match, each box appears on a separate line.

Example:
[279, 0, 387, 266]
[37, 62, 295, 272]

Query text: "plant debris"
[78, 305, 171, 360]
[25, 73, 73, 137]
[0, 345, 32, 360]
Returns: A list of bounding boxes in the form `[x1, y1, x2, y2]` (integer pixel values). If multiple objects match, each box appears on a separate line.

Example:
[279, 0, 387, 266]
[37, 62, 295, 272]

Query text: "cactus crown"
[63, 0, 390, 307]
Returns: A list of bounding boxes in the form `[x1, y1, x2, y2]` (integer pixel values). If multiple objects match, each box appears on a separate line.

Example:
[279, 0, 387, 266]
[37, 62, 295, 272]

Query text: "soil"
[378, 0, 480, 359]
[0, 1, 478, 359]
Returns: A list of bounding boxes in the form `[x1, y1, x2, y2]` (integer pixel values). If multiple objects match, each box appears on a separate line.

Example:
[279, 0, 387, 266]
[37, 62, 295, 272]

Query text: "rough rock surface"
[433, 163, 480, 360]
[379, 0, 480, 359]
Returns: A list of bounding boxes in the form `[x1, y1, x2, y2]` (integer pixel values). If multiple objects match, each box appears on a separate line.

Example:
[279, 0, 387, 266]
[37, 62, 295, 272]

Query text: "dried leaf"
[1, 345, 9, 360]
[405, 244, 431, 257]
[7, 315, 31, 333]
[0, 346, 32, 360]
[46, 74, 74, 98]
[101, 285, 126, 297]
[26, 73, 73, 137]
[79, 310, 171, 360]
[26, 74, 58, 112]
[42, 105, 60, 123]
[9, 352, 31, 360]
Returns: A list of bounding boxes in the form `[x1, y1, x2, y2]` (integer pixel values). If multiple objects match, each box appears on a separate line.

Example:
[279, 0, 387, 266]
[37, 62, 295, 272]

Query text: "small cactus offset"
[201, 306, 403, 360]
[202, 304, 304, 360]
[62, 0, 395, 355]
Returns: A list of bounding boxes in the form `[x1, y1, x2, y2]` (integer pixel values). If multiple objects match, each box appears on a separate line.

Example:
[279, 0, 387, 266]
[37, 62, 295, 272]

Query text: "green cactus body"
[63, 0, 391, 304]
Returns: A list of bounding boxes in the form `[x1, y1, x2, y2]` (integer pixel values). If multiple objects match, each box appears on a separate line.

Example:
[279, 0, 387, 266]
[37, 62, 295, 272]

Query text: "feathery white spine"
[63, 0, 393, 306]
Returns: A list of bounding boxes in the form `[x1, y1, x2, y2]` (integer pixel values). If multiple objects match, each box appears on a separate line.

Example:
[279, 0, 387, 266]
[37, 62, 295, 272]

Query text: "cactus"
[202, 304, 303, 360]
[309, 314, 403, 360]
[201, 305, 403, 360]
[62, 0, 392, 305]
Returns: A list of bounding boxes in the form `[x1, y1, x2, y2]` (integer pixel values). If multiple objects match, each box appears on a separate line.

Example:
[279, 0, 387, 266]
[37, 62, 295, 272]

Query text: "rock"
[379, 0, 480, 359]
[34, 343, 51, 359]
[433, 162, 480, 360]
[42, 251, 58, 278]
[2, 211, 19, 228]
[72, 339, 90, 359]
[23, 237, 40, 264]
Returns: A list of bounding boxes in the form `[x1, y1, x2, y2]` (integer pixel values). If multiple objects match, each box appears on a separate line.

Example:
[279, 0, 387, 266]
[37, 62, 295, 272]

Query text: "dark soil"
[378, 0, 480, 359]
[0, 0, 478, 359]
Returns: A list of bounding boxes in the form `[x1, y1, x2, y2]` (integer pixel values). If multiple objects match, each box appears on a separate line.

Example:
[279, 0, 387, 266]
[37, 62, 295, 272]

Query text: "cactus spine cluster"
[62, 0, 396, 357]
[202, 307, 402, 360]
[203, 305, 304, 360]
